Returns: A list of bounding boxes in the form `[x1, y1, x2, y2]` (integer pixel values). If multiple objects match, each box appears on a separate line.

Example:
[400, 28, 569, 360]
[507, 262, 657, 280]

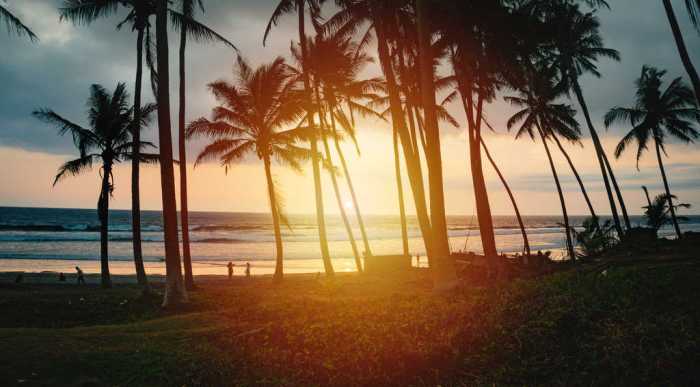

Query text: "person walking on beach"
[245, 262, 251, 278]
[75, 266, 85, 285]
[227, 262, 234, 280]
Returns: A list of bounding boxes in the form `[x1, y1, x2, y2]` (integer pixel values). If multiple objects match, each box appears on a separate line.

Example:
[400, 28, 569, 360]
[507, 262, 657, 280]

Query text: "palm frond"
[186, 117, 246, 139]
[53, 155, 97, 185]
[168, 9, 237, 50]
[263, 0, 295, 46]
[1, 4, 38, 41]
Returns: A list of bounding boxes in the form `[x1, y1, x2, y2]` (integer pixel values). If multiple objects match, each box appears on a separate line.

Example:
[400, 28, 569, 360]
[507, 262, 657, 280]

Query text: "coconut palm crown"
[187, 56, 312, 280]
[605, 65, 699, 238]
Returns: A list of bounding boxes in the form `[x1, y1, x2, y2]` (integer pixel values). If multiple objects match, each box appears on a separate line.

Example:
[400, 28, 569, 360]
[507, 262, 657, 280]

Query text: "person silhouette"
[75, 266, 85, 285]
[227, 262, 234, 280]
[245, 262, 251, 278]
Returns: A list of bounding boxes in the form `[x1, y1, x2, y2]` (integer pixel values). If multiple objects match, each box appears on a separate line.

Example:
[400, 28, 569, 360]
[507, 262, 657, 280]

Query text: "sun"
[344, 200, 354, 210]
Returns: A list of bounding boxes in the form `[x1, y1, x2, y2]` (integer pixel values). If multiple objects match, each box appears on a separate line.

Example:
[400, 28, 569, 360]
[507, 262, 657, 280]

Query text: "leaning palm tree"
[1, 1, 38, 41]
[505, 68, 580, 261]
[187, 56, 310, 281]
[549, 4, 631, 235]
[173, 0, 236, 290]
[33, 83, 157, 288]
[661, 0, 700, 104]
[264, 0, 334, 276]
[605, 66, 700, 239]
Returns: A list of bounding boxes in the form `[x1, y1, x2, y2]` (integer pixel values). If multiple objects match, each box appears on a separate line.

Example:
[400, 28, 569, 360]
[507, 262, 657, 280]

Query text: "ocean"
[1, 206, 698, 276]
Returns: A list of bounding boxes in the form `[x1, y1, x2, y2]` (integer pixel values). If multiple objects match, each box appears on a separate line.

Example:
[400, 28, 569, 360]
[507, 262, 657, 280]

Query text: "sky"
[1, 0, 699, 216]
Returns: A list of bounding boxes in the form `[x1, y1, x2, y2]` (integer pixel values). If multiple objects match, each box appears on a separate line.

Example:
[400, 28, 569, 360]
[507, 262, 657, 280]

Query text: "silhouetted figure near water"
[59, 272, 66, 282]
[227, 262, 234, 280]
[245, 262, 251, 278]
[416, 254, 421, 267]
[15, 273, 23, 283]
[75, 266, 85, 285]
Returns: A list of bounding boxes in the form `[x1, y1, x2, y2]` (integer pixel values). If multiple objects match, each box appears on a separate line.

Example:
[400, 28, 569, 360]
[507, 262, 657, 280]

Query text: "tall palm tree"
[662, 0, 700, 104]
[60, 0, 156, 288]
[415, 0, 451, 265]
[188, 56, 310, 281]
[549, 4, 631, 235]
[264, 0, 334, 276]
[605, 66, 700, 239]
[33, 83, 157, 288]
[59, 0, 231, 289]
[324, 0, 437, 266]
[174, 0, 236, 290]
[505, 68, 581, 261]
[156, 0, 186, 307]
[1, 1, 38, 41]
[306, 32, 381, 259]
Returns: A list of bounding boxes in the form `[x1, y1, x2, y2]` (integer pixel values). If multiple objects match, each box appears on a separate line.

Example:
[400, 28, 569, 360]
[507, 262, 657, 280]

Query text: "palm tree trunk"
[551, 135, 597, 219]
[298, 2, 333, 276]
[264, 156, 284, 280]
[415, 0, 451, 264]
[373, 12, 435, 264]
[663, 0, 700, 104]
[480, 137, 530, 257]
[131, 26, 148, 288]
[457, 87, 498, 261]
[572, 78, 624, 236]
[602, 150, 632, 229]
[655, 139, 682, 238]
[393, 125, 410, 257]
[328, 107, 372, 257]
[316, 93, 362, 272]
[99, 163, 113, 288]
[537, 127, 576, 261]
[642, 186, 652, 207]
[157, 0, 187, 307]
[178, 19, 194, 290]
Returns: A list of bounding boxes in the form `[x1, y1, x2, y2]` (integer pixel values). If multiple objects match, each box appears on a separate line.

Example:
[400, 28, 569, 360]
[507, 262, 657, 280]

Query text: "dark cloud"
[1, 0, 699, 156]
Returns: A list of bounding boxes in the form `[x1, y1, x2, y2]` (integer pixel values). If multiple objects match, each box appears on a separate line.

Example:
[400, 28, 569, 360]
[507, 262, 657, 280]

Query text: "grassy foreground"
[0, 259, 698, 386]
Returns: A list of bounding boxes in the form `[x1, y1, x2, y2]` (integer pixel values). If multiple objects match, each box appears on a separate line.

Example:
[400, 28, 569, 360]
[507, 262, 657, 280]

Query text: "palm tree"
[643, 193, 691, 235]
[415, 0, 451, 264]
[1, 1, 38, 41]
[264, 0, 334, 276]
[306, 32, 381, 259]
[187, 56, 310, 281]
[605, 66, 700, 239]
[59, 0, 231, 289]
[324, 0, 437, 266]
[661, 0, 700, 104]
[505, 68, 580, 261]
[174, 0, 236, 290]
[33, 83, 157, 288]
[60, 0, 155, 288]
[549, 4, 631, 235]
[156, 0, 186, 307]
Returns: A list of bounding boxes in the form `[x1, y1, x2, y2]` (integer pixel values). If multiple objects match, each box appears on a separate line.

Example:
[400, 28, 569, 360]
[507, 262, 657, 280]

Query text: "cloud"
[0, 0, 699, 215]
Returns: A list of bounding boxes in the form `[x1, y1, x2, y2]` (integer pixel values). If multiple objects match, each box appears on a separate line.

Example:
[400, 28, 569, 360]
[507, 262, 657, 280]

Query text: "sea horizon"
[2, 206, 698, 275]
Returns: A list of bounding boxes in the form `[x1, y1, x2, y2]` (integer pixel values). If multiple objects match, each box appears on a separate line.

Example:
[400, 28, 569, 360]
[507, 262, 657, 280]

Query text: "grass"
[0, 259, 698, 386]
